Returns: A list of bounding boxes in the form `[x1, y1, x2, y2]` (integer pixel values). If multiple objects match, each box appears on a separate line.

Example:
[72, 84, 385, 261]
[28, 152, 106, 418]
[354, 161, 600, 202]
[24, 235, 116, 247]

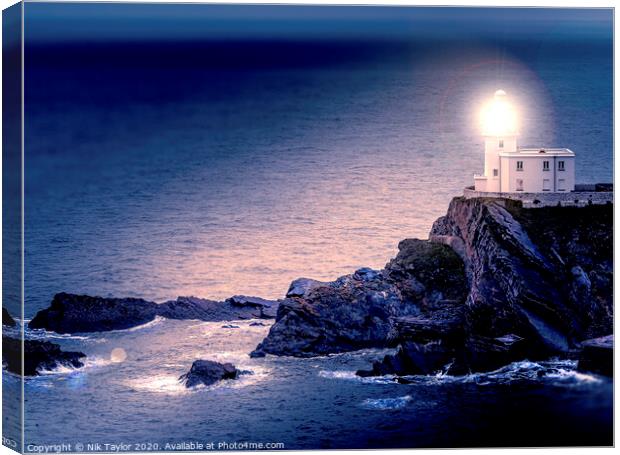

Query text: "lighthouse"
[474, 90, 575, 193]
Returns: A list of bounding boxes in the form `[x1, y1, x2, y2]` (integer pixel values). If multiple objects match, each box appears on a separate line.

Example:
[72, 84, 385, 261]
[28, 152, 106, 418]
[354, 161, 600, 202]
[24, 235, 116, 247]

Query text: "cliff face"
[431, 197, 612, 353]
[255, 197, 613, 374]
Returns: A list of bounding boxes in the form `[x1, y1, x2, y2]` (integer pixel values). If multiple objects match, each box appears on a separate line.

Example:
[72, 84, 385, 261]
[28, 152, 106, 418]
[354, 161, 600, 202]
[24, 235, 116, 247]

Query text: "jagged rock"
[430, 198, 613, 360]
[577, 335, 613, 377]
[2, 336, 86, 376]
[392, 313, 464, 344]
[286, 278, 327, 298]
[464, 334, 528, 373]
[357, 341, 467, 377]
[3, 308, 16, 327]
[29, 293, 280, 334]
[353, 267, 382, 281]
[252, 240, 467, 357]
[158, 296, 275, 321]
[179, 360, 240, 387]
[225, 295, 279, 318]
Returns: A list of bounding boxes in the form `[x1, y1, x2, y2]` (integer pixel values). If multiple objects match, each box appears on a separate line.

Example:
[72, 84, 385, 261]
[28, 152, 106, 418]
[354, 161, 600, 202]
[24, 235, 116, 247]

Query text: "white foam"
[362, 395, 412, 410]
[123, 315, 166, 332]
[123, 374, 193, 395]
[36, 356, 114, 376]
[319, 358, 603, 388]
[318, 370, 397, 384]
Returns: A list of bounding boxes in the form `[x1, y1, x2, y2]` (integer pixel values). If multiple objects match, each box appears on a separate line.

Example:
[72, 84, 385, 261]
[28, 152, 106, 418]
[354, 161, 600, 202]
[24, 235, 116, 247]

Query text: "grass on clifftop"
[391, 239, 467, 300]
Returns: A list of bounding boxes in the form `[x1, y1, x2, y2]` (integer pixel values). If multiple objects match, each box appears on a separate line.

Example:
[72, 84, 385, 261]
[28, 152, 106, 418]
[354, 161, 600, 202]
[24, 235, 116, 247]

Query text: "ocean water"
[23, 41, 613, 313]
[3, 319, 613, 449]
[4, 5, 614, 450]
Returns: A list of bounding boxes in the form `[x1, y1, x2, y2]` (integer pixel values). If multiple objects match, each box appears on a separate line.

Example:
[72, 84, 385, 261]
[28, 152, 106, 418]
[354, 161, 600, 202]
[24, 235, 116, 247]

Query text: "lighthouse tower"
[475, 90, 518, 192]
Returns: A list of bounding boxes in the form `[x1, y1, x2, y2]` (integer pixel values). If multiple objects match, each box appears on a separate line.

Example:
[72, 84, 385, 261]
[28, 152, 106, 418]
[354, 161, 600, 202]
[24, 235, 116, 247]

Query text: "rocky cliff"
[254, 197, 613, 374]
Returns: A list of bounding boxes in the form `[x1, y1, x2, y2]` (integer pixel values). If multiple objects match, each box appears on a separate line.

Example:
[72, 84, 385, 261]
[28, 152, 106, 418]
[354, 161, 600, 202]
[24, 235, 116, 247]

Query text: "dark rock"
[29, 293, 280, 334]
[357, 341, 467, 377]
[353, 267, 382, 282]
[158, 296, 276, 321]
[227, 295, 272, 308]
[179, 360, 241, 388]
[2, 336, 86, 376]
[392, 313, 464, 345]
[577, 335, 613, 377]
[249, 349, 266, 358]
[221, 324, 240, 329]
[3, 308, 16, 327]
[464, 334, 528, 373]
[29, 293, 158, 334]
[225, 295, 279, 318]
[249, 322, 267, 327]
[286, 278, 327, 298]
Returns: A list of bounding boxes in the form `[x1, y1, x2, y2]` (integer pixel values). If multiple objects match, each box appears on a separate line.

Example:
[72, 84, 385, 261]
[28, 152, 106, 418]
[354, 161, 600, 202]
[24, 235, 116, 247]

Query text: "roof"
[500, 147, 575, 158]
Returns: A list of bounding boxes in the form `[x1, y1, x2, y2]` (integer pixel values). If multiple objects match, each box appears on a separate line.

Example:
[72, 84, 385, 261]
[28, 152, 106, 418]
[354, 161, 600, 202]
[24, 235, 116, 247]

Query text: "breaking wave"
[36, 356, 115, 376]
[320, 359, 602, 388]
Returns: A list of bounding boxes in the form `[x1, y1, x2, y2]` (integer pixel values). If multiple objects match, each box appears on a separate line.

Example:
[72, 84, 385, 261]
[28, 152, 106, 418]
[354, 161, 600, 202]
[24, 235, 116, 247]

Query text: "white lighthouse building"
[474, 90, 575, 193]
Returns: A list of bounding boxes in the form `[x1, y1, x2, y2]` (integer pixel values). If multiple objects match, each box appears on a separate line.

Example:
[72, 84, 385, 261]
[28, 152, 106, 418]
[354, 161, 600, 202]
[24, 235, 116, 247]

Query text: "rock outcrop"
[29, 292, 279, 334]
[29, 293, 159, 333]
[2, 336, 86, 376]
[3, 308, 16, 327]
[179, 360, 241, 387]
[255, 197, 613, 375]
[251, 240, 467, 358]
[577, 335, 613, 377]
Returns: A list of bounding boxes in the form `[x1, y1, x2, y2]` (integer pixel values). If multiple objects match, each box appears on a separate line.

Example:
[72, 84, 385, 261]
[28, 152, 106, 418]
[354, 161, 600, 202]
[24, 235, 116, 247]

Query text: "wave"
[13, 316, 167, 342]
[123, 315, 166, 332]
[319, 359, 602, 388]
[318, 370, 397, 384]
[24, 327, 91, 341]
[36, 356, 115, 376]
[123, 374, 194, 395]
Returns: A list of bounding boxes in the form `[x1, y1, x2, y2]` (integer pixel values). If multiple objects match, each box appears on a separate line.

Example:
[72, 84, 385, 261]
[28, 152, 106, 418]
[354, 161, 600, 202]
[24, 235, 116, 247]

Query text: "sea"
[2, 4, 614, 450]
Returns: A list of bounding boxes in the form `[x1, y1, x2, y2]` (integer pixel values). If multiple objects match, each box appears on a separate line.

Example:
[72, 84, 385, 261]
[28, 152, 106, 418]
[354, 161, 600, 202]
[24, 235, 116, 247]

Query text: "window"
[493, 169, 498, 177]
[516, 161, 523, 171]
[543, 161, 550, 171]
[498, 140, 504, 148]
[543, 179, 551, 191]
[516, 179, 524, 192]
[558, 179, 566, 191]
[558, 161, 565, 171]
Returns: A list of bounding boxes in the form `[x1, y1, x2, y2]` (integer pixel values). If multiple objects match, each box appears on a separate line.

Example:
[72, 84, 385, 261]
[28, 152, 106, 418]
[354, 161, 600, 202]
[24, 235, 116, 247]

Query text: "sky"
[24, 3, 613, 44]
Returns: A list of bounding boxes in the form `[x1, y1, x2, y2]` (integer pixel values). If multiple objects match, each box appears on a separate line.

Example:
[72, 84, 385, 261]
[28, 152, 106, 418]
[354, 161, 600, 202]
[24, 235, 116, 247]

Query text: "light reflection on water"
[24, 52, 612, 315]
[5, 318, 611, 448]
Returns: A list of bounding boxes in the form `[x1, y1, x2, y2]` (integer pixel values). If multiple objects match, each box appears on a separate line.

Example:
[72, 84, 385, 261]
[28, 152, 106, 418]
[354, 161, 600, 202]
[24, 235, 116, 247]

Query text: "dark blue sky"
[25, 4, 612, 44]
